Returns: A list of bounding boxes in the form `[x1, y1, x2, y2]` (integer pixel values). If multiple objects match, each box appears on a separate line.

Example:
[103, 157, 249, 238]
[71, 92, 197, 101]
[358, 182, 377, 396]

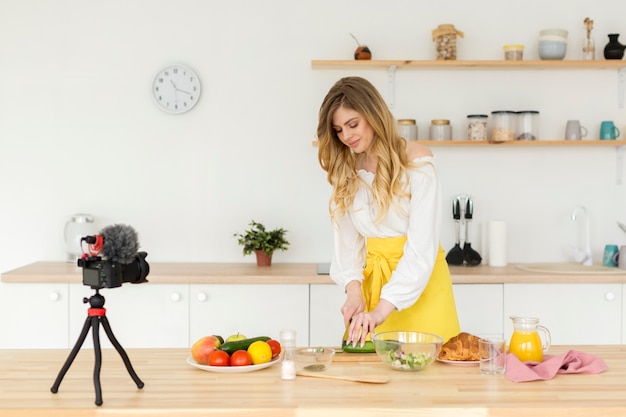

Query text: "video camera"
[77, 225, 150, 289]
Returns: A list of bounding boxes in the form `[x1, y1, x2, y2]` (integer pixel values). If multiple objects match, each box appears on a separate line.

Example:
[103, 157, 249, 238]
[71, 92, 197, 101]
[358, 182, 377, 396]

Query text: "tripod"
[50, 289, 144, 406]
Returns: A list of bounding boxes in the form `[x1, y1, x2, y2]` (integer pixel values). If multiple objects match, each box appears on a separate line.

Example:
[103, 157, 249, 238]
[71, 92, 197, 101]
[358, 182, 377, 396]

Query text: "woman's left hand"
[346, 299, 396, 347]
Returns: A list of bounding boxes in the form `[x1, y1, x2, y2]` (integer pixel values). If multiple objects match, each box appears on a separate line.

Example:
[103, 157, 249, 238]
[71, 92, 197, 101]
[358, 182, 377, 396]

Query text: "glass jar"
[430, 119, 451, 140]
[432, 24, 464, 60]
[466, 114, 488, 141]
[397, 119, 418, 141]
[516, 110, 539, 140]
[503, 44, 524, 60]
[280, 329, 296, 380]
[490, 111, 516, 142]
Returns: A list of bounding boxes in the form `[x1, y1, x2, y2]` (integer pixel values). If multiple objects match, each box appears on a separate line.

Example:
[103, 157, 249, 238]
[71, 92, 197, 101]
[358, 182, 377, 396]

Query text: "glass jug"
[509, 316, 551, 362]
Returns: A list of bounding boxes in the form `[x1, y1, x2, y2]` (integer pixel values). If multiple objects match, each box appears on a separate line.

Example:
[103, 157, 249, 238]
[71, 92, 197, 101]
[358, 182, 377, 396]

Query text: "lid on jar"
[398, 119, 416, 125]
[491, 110, 516, 115]
[517, 110, 540, 114]
[431, 119, 450, 125]
[467, 114, 488, 118]
[503, 44, 524, 51]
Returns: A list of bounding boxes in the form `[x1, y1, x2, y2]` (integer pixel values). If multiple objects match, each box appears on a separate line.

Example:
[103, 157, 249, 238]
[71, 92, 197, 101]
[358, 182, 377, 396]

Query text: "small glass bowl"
[294, 347, 335, 372]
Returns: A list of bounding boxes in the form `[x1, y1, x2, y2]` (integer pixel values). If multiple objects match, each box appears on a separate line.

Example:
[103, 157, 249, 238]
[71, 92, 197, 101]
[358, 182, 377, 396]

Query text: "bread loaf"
[438, 332, 481, 361]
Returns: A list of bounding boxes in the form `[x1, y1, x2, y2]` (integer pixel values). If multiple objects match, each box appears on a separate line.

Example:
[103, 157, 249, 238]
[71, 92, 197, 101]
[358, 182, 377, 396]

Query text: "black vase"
[603, 34, 626, 59]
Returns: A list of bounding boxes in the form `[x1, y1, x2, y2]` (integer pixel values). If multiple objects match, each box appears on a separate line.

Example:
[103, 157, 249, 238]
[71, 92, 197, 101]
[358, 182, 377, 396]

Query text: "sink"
[516, 263, 625, 275]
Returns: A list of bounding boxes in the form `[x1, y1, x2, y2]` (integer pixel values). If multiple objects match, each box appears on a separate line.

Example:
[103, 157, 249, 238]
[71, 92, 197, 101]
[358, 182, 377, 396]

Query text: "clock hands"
[170, 79, 192, 95]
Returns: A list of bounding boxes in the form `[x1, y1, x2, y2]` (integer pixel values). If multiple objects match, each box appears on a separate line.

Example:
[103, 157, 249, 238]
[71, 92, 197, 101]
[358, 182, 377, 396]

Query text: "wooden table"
[0, 345, 625, 416]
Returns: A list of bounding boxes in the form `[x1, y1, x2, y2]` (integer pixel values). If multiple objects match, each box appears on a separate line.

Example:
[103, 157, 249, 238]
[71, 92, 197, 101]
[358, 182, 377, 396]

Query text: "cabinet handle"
[49, 292, 60, 302]
[605, 291, 616, 302]
[170, 292, 181, 302]
[197, 292, 208, 302]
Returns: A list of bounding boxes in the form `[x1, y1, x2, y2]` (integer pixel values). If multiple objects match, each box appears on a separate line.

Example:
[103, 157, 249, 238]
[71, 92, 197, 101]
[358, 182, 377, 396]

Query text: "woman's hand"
[340, 280, 365, 327]
[346, 299, 396, 347]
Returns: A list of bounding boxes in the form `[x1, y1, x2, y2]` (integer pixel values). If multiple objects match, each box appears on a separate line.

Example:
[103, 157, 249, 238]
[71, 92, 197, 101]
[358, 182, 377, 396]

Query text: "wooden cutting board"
[332, 352, 379, 362]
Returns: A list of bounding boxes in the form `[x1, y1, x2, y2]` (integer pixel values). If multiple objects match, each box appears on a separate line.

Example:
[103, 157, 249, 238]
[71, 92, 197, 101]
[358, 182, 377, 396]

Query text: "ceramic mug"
[600, 121, 620, 140]
[612, 245, 626, 270]
[603, 244, 619, 267]
[565, 120, 588, 140]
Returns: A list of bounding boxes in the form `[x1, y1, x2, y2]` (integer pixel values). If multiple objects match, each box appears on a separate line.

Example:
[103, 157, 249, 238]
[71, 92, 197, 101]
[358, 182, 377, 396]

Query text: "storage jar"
[466, 114, 488, 141]
[430, 119, 452, 140]
[503, 44, 524, 60]
[432, 24, 464, 60]
[397, 119, 418, 141]
[490, 111, 516, 142]
[516, 110, 539, 140]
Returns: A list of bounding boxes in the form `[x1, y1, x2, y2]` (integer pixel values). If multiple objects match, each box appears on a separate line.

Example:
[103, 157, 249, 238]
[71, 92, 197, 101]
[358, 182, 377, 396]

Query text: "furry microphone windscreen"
[100, 224, 140, 264]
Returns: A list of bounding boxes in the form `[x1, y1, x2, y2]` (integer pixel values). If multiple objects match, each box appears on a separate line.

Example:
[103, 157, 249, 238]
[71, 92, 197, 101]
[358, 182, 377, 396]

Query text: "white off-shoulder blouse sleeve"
[329, 156, 441, 311]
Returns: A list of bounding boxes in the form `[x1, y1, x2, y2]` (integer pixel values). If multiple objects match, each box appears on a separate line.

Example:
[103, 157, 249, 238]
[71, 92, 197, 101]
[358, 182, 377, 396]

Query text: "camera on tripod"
[77, 224, 150, 289]
[78, 253, 149, 289]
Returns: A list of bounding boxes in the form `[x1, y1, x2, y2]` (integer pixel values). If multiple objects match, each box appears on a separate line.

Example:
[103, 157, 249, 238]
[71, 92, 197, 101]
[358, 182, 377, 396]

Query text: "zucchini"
[342, 340, 375, 353]
[219, 336, 271, 355]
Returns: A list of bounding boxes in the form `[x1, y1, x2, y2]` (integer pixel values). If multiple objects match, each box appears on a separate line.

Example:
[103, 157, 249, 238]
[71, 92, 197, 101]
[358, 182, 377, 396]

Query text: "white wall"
[1, 0, 625, 273]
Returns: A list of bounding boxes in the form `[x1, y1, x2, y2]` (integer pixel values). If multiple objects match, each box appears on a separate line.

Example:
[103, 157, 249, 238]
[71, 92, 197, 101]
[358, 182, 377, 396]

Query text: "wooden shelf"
[312, 139, 626, 147]
[311, 59, 626, 70]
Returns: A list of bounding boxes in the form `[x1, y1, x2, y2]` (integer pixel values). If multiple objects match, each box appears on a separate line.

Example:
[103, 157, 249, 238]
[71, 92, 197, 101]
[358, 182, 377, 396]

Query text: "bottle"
[280, 329, 296, 380]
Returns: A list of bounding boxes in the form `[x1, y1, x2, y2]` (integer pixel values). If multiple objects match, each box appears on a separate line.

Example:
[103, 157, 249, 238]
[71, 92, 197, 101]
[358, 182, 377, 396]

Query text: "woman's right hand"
[341, 280, 365, 326]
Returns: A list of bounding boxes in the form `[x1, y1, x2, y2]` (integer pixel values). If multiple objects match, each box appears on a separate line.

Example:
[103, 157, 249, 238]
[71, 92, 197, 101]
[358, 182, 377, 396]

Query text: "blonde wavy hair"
[317, 76, 410, 223]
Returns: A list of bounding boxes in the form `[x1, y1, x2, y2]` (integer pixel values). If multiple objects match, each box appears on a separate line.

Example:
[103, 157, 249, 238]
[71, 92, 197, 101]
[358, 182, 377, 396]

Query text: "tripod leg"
[50, 315, 92, 394]
[92, 317, 103, 406]
[101, 315, 145, 389]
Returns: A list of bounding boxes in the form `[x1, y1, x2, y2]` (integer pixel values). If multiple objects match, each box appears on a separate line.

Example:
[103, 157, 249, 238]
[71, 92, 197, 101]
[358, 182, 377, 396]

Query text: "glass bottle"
[280, 329, 296, 380]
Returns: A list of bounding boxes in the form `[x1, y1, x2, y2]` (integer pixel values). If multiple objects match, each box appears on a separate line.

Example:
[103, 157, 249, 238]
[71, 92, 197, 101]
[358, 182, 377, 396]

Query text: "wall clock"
[152, 64, 201, 114]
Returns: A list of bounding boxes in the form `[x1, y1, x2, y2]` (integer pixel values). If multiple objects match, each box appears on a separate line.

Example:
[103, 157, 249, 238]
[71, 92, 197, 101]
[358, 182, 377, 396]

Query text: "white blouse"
[329, 156, 441, 311]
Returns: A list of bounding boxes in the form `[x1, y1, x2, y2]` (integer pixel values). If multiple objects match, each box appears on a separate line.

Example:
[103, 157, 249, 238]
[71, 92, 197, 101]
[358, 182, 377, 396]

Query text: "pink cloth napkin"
[504, 350, 608, 382]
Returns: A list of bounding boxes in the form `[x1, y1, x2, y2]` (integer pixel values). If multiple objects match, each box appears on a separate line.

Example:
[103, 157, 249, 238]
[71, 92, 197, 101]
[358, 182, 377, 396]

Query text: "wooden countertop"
[0, 345, 624, 417]
[2, 261, 626, 285]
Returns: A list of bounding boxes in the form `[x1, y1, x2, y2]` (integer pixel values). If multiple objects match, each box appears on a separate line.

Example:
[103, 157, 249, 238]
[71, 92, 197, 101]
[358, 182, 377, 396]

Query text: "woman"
[316, 76, 460, 347]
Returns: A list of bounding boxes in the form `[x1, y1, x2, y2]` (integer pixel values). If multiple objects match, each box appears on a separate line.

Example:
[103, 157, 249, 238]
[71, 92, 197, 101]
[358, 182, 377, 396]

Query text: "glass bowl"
[294, 347, 335, 372]
[372, 331, 443, 371]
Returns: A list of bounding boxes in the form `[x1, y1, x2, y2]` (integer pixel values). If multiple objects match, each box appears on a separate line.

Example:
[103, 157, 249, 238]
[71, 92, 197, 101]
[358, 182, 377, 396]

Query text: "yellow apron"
[362, 236, 460, 343]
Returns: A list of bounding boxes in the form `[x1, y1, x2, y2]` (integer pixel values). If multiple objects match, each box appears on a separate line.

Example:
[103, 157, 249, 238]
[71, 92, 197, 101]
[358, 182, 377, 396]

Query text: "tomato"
[230, 350, 253, 366]
[208, 350, 230, 366]
[267, 339, 281, 359]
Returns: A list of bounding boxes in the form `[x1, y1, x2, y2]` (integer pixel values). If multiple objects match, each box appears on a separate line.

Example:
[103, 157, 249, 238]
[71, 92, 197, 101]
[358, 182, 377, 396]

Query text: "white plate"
[186, 356, 280, 373]
[437, 358, 479, 366]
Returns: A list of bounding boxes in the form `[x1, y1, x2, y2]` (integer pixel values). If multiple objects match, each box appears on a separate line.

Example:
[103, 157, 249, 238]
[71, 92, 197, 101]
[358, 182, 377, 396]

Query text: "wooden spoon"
[296, 371, 389, 384]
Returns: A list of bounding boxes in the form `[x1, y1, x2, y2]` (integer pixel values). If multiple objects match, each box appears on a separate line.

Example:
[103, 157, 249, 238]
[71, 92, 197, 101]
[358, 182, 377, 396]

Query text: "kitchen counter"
[0, 345, 624, 417]
[3, 261, 626, 284]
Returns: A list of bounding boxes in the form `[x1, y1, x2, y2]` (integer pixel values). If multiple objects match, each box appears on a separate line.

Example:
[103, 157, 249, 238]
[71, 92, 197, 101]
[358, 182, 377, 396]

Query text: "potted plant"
[234, 220, 290, 266]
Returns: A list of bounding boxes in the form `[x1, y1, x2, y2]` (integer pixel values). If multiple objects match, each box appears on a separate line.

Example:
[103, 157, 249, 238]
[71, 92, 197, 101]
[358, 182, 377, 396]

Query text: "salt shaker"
[280, 329, 296, 380]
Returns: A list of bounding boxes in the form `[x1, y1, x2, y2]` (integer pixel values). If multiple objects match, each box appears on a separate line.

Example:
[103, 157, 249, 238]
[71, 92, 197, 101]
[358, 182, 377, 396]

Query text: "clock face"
[152, 65, 201, 114]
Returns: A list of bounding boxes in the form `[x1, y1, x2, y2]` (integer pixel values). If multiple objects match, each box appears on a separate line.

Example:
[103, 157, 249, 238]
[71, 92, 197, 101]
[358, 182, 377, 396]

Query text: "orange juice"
[509, 330, 543, 362]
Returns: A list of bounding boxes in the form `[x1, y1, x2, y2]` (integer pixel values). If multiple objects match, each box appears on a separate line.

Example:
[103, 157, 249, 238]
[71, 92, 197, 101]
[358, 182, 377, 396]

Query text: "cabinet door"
[0, 283, 69, 348]
[69, 283, 189, 348]
[189, 284, 309, 346]
[453, 284, 504, 338]
[504, 283, 622, 345]
[310, 284, 346, 347]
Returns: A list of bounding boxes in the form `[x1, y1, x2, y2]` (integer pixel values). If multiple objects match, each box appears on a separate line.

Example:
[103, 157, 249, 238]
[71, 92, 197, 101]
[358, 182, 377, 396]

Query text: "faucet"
[571, 205, 592, 266]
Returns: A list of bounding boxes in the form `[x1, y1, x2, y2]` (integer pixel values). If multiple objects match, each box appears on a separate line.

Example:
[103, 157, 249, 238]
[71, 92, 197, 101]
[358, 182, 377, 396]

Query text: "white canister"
[64, 214, 97, 262]
[430, 119, 451, 140]
[397, 119, 418, 141]
[487, 220, 508, 267]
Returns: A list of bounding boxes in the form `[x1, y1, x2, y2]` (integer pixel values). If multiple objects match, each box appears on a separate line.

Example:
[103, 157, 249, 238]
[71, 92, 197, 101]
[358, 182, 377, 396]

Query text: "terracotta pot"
[254, 250, 272, 267]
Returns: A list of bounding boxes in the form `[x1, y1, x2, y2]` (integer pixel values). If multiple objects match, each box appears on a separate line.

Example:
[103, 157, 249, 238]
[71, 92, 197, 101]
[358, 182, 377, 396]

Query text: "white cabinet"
[189, 284, 309, 345]
[623, 284, 626, 344]
[309, 284, 346, 347]
[0, 282, 69, 348]
[68, 283, 189, 349]
[504, 283, 622, 345]
[453, 284, 504, 338]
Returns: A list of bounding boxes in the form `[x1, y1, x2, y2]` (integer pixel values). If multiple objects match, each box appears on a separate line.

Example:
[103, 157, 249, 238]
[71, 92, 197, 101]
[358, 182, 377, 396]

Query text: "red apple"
[191, 336, 222, 365]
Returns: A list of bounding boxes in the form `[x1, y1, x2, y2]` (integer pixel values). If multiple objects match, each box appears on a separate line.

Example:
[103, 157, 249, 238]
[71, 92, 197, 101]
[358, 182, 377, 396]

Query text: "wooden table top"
[0, 345, 625, 417]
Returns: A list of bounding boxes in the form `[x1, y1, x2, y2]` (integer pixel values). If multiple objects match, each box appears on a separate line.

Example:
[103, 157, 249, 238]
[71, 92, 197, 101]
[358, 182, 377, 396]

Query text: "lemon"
[247, 340, 272, 365]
